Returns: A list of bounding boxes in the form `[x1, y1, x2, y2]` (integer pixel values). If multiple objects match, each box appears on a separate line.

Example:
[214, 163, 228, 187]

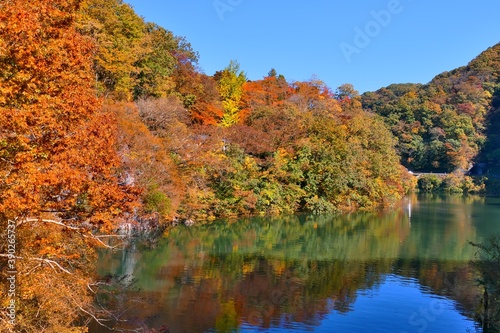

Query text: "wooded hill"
[73, 0, 413, 222]
[362, 43, 500, 173]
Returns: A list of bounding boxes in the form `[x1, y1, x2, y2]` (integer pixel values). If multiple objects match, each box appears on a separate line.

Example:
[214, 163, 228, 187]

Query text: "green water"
[91, 195, 500, 332]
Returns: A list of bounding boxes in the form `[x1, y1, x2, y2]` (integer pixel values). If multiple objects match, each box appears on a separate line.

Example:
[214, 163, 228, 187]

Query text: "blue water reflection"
[91, 195, 500, 333]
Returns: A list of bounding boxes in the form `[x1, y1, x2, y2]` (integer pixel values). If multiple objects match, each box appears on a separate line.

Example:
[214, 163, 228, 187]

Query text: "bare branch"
[24, 217, 128, 249]
[0, 255, 73, 274]
[0, 157, 15, 165]
[25, 218, 81, 230]
[83, 234, 123, 249]
[27, 257, 74, 274]
[94, 234, 128, 238]
[72, 302, 115, 331]
[25, 263, 43, 276]
[87, 282, 111, 295]
[70, 294, 144, 333]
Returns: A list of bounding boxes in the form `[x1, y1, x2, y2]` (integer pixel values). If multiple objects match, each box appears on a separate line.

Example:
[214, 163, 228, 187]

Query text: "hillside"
[69, 0, 412, 222]
[362, 43, 500, 173]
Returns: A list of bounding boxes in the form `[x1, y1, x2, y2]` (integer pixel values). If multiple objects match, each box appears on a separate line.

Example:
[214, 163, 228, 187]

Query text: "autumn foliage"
[0, 0, 138, 331]
[0, 0, 137, 226]
[127, 75, 406, 220]
[3, 0, 499, 331]
[362, 44, 500, 173]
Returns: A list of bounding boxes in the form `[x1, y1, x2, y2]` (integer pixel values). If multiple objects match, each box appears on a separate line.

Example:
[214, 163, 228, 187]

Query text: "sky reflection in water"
[93, 195, 500, 332]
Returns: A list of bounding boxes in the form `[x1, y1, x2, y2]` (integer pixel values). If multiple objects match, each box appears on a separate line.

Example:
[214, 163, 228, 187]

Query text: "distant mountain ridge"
[362, 43, 500, 173]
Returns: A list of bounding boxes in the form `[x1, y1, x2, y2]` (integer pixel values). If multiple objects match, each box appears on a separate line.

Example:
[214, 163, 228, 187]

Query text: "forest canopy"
[362, 44, 500, 173]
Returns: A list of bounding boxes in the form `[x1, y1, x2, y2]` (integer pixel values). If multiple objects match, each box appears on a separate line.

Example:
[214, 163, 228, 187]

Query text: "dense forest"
[0, 0, 499, 331]
[362, 45, 500, 174]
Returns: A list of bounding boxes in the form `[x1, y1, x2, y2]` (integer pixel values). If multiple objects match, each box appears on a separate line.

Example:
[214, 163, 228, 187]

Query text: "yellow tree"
[216, 60, 247, 127]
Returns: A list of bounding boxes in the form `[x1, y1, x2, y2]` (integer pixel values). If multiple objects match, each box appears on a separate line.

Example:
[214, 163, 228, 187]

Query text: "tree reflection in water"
[92, 195, 500, 332]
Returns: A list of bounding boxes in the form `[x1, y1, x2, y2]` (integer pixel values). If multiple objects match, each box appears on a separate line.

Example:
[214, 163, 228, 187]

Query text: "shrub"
[144, 188, 172, 219]
[417, 175, 443, 192]
[441, 173, 463, 193]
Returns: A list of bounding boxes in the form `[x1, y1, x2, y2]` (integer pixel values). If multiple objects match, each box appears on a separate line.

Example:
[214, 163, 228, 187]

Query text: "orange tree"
[0, 0, 138, 331]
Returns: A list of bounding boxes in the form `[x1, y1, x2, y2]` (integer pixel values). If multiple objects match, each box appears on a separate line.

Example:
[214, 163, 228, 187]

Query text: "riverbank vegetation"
[1, 0, 500, 331]
[416, 173, 486, 194]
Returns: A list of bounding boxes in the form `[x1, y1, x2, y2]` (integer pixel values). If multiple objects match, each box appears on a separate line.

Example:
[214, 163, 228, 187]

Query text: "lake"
[90, 194, 500, 333]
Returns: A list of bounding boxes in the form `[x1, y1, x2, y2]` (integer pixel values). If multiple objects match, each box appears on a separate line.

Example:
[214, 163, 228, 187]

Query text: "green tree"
[134, 23, 199, 99]
[133, 23, 177, 98]
[78, 0, 146, 100]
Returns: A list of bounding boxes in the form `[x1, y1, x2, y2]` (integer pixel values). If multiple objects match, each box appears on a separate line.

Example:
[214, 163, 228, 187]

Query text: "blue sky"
[125, 0, 500, 93]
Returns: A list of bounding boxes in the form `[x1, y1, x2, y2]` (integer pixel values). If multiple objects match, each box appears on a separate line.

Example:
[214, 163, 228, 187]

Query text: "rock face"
[183, 219, 195, 227]
[172, 217, 195, 227]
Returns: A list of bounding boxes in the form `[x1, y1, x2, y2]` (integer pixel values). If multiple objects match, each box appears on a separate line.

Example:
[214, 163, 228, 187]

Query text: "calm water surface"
[90, 195, 500, 333]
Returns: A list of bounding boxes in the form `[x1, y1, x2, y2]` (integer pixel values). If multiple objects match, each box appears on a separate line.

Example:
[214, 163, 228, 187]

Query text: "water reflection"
[92, 195, 500, 333]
